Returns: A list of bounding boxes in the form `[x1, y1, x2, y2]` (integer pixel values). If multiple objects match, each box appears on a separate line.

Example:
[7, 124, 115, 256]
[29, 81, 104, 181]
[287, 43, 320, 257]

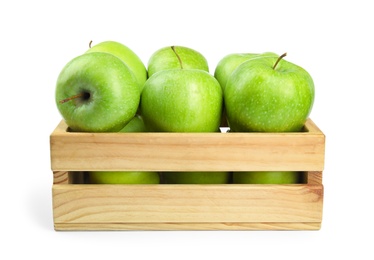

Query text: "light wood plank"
[53, 171, 69, 184]
[307, 171, 323, 185]
[53, 184, 323, 224]
[54, 222, 321, 231]
[50, 118, 325, 172]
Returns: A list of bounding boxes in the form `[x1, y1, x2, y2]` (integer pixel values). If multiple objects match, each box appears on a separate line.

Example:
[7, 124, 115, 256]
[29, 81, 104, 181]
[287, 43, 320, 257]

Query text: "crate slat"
[54, 222, 321, 231]
[52, 184, 323, 228]
[50, 118, 325, 172]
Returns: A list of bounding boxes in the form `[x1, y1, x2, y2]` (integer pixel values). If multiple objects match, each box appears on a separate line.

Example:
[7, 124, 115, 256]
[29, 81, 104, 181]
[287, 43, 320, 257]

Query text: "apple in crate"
[140, 69, 222, 132]
[88, 171, 160, 184]
[224, 53, 315, 132]
[119, 114, 147, 132]
[214, 52, 278, 90]
[86, 40, 147, 91]
[142, 44, 221, 132]
[233, 171, 306, 184]
[214, 52, 278, 126]
[147, 45, 209, 77]
[55, 52, 140, 132]
[163, 172, 230, 184]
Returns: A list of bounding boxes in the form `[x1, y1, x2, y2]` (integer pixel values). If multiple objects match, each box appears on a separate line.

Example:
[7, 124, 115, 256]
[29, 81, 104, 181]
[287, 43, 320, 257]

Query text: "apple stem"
[89, 40, 93, 48]
[273, 52, 287, 70]
[59, 93, 85, 104]
[171, 46, 183, 69]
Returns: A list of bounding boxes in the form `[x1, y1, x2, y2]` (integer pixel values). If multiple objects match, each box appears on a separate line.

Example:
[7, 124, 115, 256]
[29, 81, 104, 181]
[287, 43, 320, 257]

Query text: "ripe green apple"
[55, 52, 140, 132]
[140, 69, 223, 132]
[88, 171, 160, 184]
[147, 45, 209, 77]
[214, 52, 278, 127]
[86, 40, 147, 91]
[162, 171, 230, 184]
[233, 171, 305, 184]
[119, 114, 147, 132]
[214, 52, 278, 91]
[224, 53, 315, 132]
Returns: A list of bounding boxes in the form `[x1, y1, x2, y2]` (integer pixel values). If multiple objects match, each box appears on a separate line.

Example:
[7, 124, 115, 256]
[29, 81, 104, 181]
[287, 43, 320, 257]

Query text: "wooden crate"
[50, 118, 325, 231]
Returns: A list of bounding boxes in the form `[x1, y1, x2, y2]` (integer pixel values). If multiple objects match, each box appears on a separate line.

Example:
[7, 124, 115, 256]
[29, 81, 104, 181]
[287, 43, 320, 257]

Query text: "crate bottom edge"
[54, 222, 322, 231]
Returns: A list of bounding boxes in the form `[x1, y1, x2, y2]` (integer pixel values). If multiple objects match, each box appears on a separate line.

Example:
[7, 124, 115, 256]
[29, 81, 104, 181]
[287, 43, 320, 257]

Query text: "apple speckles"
[224, 54, 314, 132]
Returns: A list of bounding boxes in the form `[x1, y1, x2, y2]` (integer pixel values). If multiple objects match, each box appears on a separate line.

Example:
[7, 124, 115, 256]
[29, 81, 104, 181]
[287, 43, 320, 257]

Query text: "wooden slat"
[54, 222, 321, 231]
[307, 171, 323, 185]
[50, 118, 325, 172]
[53, 184, 323, 225]
[53, 171, 69, 184]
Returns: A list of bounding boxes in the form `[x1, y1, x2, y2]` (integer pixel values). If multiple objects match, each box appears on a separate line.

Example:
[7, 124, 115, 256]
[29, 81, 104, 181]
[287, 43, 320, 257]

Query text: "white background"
[1, 0, 373, 259]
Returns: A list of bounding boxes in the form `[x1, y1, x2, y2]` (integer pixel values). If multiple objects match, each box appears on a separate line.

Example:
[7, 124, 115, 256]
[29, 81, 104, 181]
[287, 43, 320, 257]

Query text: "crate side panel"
[54, 222, 321, 231]
[50, 132, 325, 172]
[53, 184, 323, 224]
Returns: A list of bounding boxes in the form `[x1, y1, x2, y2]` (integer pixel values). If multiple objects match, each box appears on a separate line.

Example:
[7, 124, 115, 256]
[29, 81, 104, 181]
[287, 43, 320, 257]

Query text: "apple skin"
[88, 171, 160, 184]
[119, 114, 147, 132]
[140, 69, 222, 132]
[214, 52, 278, 127]
[147, 46, 209, 77]
[162, 172, 230, 184]
[55, 52, 140, 132]
[214, 52, 278, 91]
[233, 171, 305, 184]
[86, 41, 147, 91]
[224, 55, 314, 132]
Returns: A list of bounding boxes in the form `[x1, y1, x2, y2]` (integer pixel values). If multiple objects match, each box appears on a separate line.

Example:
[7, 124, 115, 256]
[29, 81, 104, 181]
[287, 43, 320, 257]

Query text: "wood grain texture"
[50, 118, 325, 231]
[307, 171, 323, 185]
[50, 118, 325, 172]
[53, 171, 69, 184]
[52, 184, 323, 227]
[54, 222, 321, 231]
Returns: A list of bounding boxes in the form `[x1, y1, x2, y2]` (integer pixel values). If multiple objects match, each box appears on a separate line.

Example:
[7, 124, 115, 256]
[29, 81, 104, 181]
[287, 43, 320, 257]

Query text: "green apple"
[224, 53, 315, 132]
[88, 171, 160, 184]
[86, 40, 147, 91]
[119, 114, 147, 132]
[140, 69, 223, 132]
[233, 171, 305, 184]
[147, 45, 209, 77]
[55, 52, 140, 132]
[214, 52, 278, 127]
[162, 171, 230, 184]
[214, 52, 278, 91]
